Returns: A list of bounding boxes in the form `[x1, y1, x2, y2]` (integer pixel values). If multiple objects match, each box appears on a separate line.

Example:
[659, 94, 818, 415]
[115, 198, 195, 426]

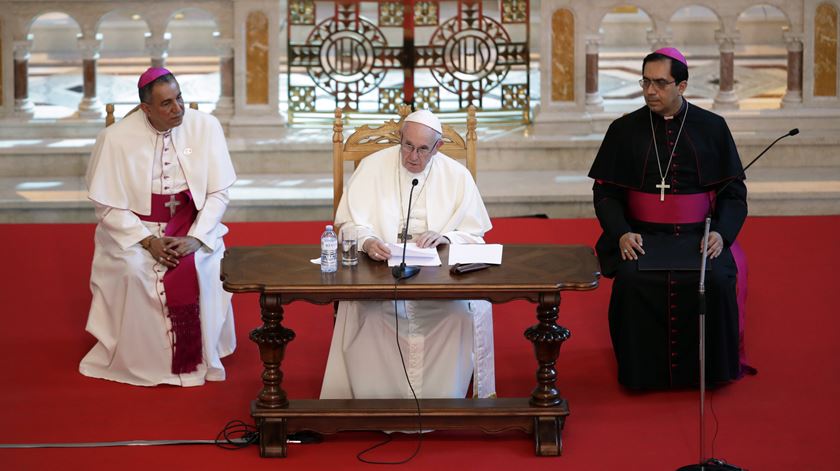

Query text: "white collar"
[398, 155, 435, 180]
[142, 112, 174, 136]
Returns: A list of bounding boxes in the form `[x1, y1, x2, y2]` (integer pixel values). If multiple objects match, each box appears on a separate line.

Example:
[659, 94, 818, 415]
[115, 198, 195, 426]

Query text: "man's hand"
[415, 231, 449, 248]
[363, 238, 391, 262]
[701, 231, 724, 259]
[619, 232, 645, 261]
[165, 236, 203, 257]
[147, 237, 180, 268]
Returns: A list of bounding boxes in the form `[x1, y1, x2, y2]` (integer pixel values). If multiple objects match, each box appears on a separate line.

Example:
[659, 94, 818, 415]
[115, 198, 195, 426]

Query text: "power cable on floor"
[0, 419, 311, 451]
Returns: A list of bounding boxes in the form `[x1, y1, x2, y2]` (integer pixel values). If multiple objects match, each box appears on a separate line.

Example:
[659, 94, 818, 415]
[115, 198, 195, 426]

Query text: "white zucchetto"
[404, 109, 442, 134]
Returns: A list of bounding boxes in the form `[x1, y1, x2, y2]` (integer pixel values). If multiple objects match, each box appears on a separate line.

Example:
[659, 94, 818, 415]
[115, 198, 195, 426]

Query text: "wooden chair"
[332, 104, 477, 217]
[105, 102, 199, 127]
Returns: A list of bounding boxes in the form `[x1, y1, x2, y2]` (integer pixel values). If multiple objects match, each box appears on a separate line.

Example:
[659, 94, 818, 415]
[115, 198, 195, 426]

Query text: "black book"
[636, 233, 712, 271]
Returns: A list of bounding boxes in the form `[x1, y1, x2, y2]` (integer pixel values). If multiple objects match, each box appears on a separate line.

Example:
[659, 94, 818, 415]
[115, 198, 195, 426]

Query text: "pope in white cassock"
[320, 110, 496, 400]
[80, 68, 237, 387]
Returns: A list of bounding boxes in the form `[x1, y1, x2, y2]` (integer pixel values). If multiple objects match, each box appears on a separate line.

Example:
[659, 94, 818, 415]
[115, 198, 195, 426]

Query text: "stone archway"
[597, 5, 655, 108]
[164, 8, 221, 112]
[734, 4, 791, 109]
[666, 5, 721, 107]
[96, 10, 151, 117]
[27, 11, 83, 118]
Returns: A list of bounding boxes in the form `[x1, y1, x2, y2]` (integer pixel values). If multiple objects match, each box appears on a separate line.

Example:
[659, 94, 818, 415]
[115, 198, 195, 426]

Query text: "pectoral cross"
[164, 194, 181, 217]
[397, 226, 413, 243]
[656, 178, 671, 202]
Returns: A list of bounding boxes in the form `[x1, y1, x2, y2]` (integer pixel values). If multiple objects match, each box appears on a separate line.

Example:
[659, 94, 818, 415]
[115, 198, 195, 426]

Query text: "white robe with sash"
[320, 146, 496, 399]
[80, 109, 237, 387]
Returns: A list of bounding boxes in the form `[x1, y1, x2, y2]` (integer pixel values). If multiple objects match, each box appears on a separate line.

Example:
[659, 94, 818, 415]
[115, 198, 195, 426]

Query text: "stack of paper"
[385, 243, 442, 267]
[448, 244, 503, 265]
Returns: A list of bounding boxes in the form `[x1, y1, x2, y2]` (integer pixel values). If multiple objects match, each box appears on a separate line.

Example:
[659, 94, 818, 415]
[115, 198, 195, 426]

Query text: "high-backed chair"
[332, 104, 477, 217]
[105, 102, 199, 127]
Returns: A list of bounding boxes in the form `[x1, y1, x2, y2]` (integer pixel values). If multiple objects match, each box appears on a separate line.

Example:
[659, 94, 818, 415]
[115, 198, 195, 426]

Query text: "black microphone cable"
[715, 128, 799, 197]
[355, 277, 424, 464]
[358, 175, 425, 464]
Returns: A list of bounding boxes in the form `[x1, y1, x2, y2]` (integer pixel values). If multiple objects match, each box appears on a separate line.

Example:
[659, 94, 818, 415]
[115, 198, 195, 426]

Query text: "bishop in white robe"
[80, 68, 237, 387]
[320, 110, 496, 400]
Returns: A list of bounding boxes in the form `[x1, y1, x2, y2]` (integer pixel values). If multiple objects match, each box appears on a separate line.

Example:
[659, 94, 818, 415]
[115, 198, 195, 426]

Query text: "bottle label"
[322, 240, 337, 250]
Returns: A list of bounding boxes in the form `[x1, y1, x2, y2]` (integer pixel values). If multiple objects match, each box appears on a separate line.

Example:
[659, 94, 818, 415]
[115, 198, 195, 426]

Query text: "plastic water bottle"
[320, 224, 338, 273]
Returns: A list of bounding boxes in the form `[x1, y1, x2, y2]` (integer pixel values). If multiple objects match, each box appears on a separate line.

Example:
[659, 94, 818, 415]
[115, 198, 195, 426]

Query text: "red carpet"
[1, 216, 838, 470]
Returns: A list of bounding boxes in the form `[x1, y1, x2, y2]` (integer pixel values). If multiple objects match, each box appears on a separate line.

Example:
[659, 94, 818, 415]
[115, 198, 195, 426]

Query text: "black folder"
[636, 233, 712, 271]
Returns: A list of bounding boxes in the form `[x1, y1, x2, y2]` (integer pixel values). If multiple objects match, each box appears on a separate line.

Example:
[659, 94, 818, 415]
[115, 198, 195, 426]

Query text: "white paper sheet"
[385, 242, 442, 267]
[448, 244, 503, 265]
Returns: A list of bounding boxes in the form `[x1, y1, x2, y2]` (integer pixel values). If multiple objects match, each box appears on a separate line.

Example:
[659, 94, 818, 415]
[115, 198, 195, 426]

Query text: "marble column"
[145, 35, 170, 68]
[713, 31, 739, 110]
[549, 8, 574, 103]
[213, 37, 234, 120]
[13, 38, 34, 117]
[0, 30, 4, 111]
[77, 37, 104, 118]
[782, 32, 803, 108]
[584, 35, 603, 110]
[230, 1, 285, 138]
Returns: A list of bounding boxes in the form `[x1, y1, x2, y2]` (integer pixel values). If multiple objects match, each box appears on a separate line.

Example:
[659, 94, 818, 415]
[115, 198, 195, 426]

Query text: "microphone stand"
[676, 128, 798, 471]
[392, 178, 420, 280]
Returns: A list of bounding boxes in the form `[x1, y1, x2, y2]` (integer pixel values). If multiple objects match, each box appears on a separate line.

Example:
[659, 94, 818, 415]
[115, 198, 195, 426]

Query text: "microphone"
[678, 127, 798, 471]
[392, 178, 421, 280]
[702, 127, 799, 252]
[714, 128, 798, 199]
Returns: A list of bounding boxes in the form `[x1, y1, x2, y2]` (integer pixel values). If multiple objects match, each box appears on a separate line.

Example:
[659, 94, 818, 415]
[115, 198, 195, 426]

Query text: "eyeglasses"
[639, 78, 676, 90]
[400, 141, 437, 158]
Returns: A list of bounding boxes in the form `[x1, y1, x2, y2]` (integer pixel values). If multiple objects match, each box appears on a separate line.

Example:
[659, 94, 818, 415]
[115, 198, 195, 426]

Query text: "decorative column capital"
[783, 32, 804, 52]
[646, 32, 673, 51]
[584, 34, 603, 54]
[714, 30, 740, 52]
[13, 38, 33, 61]
[214, 37, 235, 59]
[145, 36, 171, 61]
[77, 38, 103, 61]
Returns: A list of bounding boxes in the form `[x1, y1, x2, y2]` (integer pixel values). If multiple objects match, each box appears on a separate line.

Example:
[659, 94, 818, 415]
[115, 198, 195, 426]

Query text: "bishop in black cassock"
[588, 48, 751, 389]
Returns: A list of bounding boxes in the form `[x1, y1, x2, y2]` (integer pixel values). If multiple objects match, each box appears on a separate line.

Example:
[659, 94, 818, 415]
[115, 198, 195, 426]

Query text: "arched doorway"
[28, 12, 82, 119]
[597, 5, 654, 111]
[164, 8, 221, 112]
[666, 5, 721, 108]
[735, 4, 790, 109]
[97, 10, 151, 117]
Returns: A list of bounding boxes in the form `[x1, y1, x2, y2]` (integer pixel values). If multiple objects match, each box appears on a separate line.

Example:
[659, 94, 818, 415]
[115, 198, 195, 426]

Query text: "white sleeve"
[94, 203, 153, 250]
[334, 174, 381, 253]
[440, 173, 491, 244]
[188, 188, 229, 250]
[442, 231, 485, 244]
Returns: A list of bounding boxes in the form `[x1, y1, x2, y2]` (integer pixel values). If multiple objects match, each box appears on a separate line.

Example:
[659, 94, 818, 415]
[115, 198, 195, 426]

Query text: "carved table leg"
[534, 416, 564, 456]
[524, 292, 571, 455]
[258, 417, 288, 458]
[250, 293, 295, 457]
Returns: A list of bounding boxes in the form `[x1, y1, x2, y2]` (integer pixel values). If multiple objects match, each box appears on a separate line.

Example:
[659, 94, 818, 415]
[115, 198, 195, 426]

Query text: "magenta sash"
[136, 191, 202, 375]
[626, 190, 751, 373]
[137, 193, 191, 224]
[627, 191, 711, 224]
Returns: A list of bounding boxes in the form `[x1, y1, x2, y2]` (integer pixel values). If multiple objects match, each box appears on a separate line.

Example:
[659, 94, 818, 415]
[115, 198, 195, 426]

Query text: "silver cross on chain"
[397, 227, 413, 243]
[164, 194, 181, 217]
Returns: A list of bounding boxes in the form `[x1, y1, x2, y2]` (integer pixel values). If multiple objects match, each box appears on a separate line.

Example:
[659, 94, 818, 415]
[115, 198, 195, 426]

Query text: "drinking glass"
[340, 226, 358, 266]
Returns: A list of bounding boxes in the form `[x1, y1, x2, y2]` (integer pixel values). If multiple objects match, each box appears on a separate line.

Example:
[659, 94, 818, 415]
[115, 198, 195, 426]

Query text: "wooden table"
[221, 244, 600, 457]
